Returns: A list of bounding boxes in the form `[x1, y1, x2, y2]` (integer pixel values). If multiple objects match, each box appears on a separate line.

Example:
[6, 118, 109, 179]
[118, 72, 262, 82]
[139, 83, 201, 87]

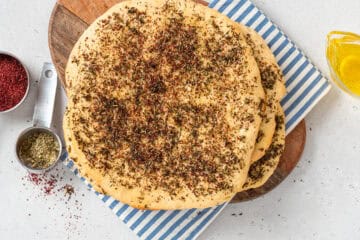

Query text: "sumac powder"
[0, 54, 28, 111]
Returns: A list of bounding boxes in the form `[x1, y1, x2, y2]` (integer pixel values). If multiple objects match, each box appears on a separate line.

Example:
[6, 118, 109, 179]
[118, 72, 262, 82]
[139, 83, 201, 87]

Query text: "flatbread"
[242, 104, 285, 190]
[238, 26, 286, 163]
[241, 26, 286, 101]
[64, 0, 265, 210]
[251, 110, 276, 163]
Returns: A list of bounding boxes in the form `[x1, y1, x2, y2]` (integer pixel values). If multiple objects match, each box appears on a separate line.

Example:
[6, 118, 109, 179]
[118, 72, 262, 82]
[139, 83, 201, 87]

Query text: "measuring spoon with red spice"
[15, 63, 62, 174]
[0, 52, 30, 113]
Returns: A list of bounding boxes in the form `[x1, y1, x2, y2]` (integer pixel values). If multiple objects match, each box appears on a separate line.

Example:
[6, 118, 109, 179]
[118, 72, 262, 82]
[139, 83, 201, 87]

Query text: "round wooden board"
[48, 2, 306, 203]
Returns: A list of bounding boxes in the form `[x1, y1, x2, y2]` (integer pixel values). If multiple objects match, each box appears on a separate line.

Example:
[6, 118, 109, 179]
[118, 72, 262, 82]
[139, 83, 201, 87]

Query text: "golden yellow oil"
[326, 31, 360, 96]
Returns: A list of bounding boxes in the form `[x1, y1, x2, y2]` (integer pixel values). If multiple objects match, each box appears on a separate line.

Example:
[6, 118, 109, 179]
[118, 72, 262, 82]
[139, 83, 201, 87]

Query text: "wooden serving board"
[48, 0, 306, 203]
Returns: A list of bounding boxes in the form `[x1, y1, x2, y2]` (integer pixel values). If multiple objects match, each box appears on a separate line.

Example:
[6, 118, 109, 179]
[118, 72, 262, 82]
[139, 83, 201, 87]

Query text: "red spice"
[27, 173, 58, 195]
[0, 54, 28, 111]
[44, 178, 57, 195]
[28, 173, 42, 185]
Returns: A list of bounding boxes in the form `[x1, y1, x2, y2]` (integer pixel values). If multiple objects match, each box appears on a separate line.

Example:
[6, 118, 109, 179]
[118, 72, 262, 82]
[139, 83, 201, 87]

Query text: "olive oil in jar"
[326, 31, 360, 96]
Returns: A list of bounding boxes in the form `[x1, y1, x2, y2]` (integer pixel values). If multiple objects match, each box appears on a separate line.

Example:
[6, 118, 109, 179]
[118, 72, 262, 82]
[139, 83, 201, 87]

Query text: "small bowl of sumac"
[0, 52, 30, 113]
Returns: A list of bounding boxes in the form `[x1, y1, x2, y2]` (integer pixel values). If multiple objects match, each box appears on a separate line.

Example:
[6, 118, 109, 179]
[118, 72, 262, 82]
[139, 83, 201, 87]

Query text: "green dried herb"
[19, 132, 60, 169]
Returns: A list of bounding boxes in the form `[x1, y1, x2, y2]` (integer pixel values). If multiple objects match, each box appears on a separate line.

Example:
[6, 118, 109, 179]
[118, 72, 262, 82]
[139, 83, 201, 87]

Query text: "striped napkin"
[61, 0, 331, 239]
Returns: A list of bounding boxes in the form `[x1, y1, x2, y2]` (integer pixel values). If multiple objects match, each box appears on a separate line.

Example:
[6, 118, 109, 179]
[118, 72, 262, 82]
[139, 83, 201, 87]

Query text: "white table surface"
[1, 0, 360, 239]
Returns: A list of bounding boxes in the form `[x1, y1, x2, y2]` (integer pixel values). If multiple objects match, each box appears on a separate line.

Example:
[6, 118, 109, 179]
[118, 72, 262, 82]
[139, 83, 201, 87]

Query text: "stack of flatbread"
[63, 0, 286, 210]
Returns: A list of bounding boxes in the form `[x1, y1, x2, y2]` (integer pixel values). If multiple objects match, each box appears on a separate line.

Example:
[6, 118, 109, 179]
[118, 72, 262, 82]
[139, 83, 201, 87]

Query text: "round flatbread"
[242, 104, 285, 190]
[251, 114, 276, 163]
[241, 26, 286, 101]
[238, 26, 286, 163]
[64, 0, 265, 210]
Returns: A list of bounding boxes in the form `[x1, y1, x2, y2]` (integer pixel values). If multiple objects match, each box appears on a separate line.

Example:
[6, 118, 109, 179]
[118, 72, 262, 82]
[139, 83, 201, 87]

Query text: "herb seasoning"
[19, 132, 60, 169]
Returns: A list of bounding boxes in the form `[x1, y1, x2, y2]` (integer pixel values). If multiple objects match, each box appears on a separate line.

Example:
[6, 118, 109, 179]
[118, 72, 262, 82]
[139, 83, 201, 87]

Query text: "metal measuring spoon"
[15, 63, 62, 174]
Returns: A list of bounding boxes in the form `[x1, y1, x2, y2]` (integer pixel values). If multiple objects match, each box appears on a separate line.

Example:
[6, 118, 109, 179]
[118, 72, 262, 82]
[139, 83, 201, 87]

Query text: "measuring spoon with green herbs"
[16, 63, 62, 173]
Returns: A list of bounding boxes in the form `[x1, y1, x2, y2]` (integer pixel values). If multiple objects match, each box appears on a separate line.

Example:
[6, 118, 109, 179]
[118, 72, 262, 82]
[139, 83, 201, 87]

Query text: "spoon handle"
[32, 63, 58, 128]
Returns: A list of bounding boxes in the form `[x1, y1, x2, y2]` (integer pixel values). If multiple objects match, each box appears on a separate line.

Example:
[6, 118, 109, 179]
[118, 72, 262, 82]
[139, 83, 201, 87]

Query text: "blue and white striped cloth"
[209, 0, 331, 133]
[62, 0, 331, 239]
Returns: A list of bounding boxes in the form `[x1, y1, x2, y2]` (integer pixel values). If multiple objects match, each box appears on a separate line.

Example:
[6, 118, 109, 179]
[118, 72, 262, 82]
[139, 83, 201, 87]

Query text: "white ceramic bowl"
[0, 51, 30, 113]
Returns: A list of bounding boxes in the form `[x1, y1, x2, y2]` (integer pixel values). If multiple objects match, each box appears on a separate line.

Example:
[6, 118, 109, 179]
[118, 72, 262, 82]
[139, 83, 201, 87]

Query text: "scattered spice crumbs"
[61, 184, 75, 200]
[26, 173, 58, 195]
[21, 167, 85, 238]
[231, 212, 243, 216]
